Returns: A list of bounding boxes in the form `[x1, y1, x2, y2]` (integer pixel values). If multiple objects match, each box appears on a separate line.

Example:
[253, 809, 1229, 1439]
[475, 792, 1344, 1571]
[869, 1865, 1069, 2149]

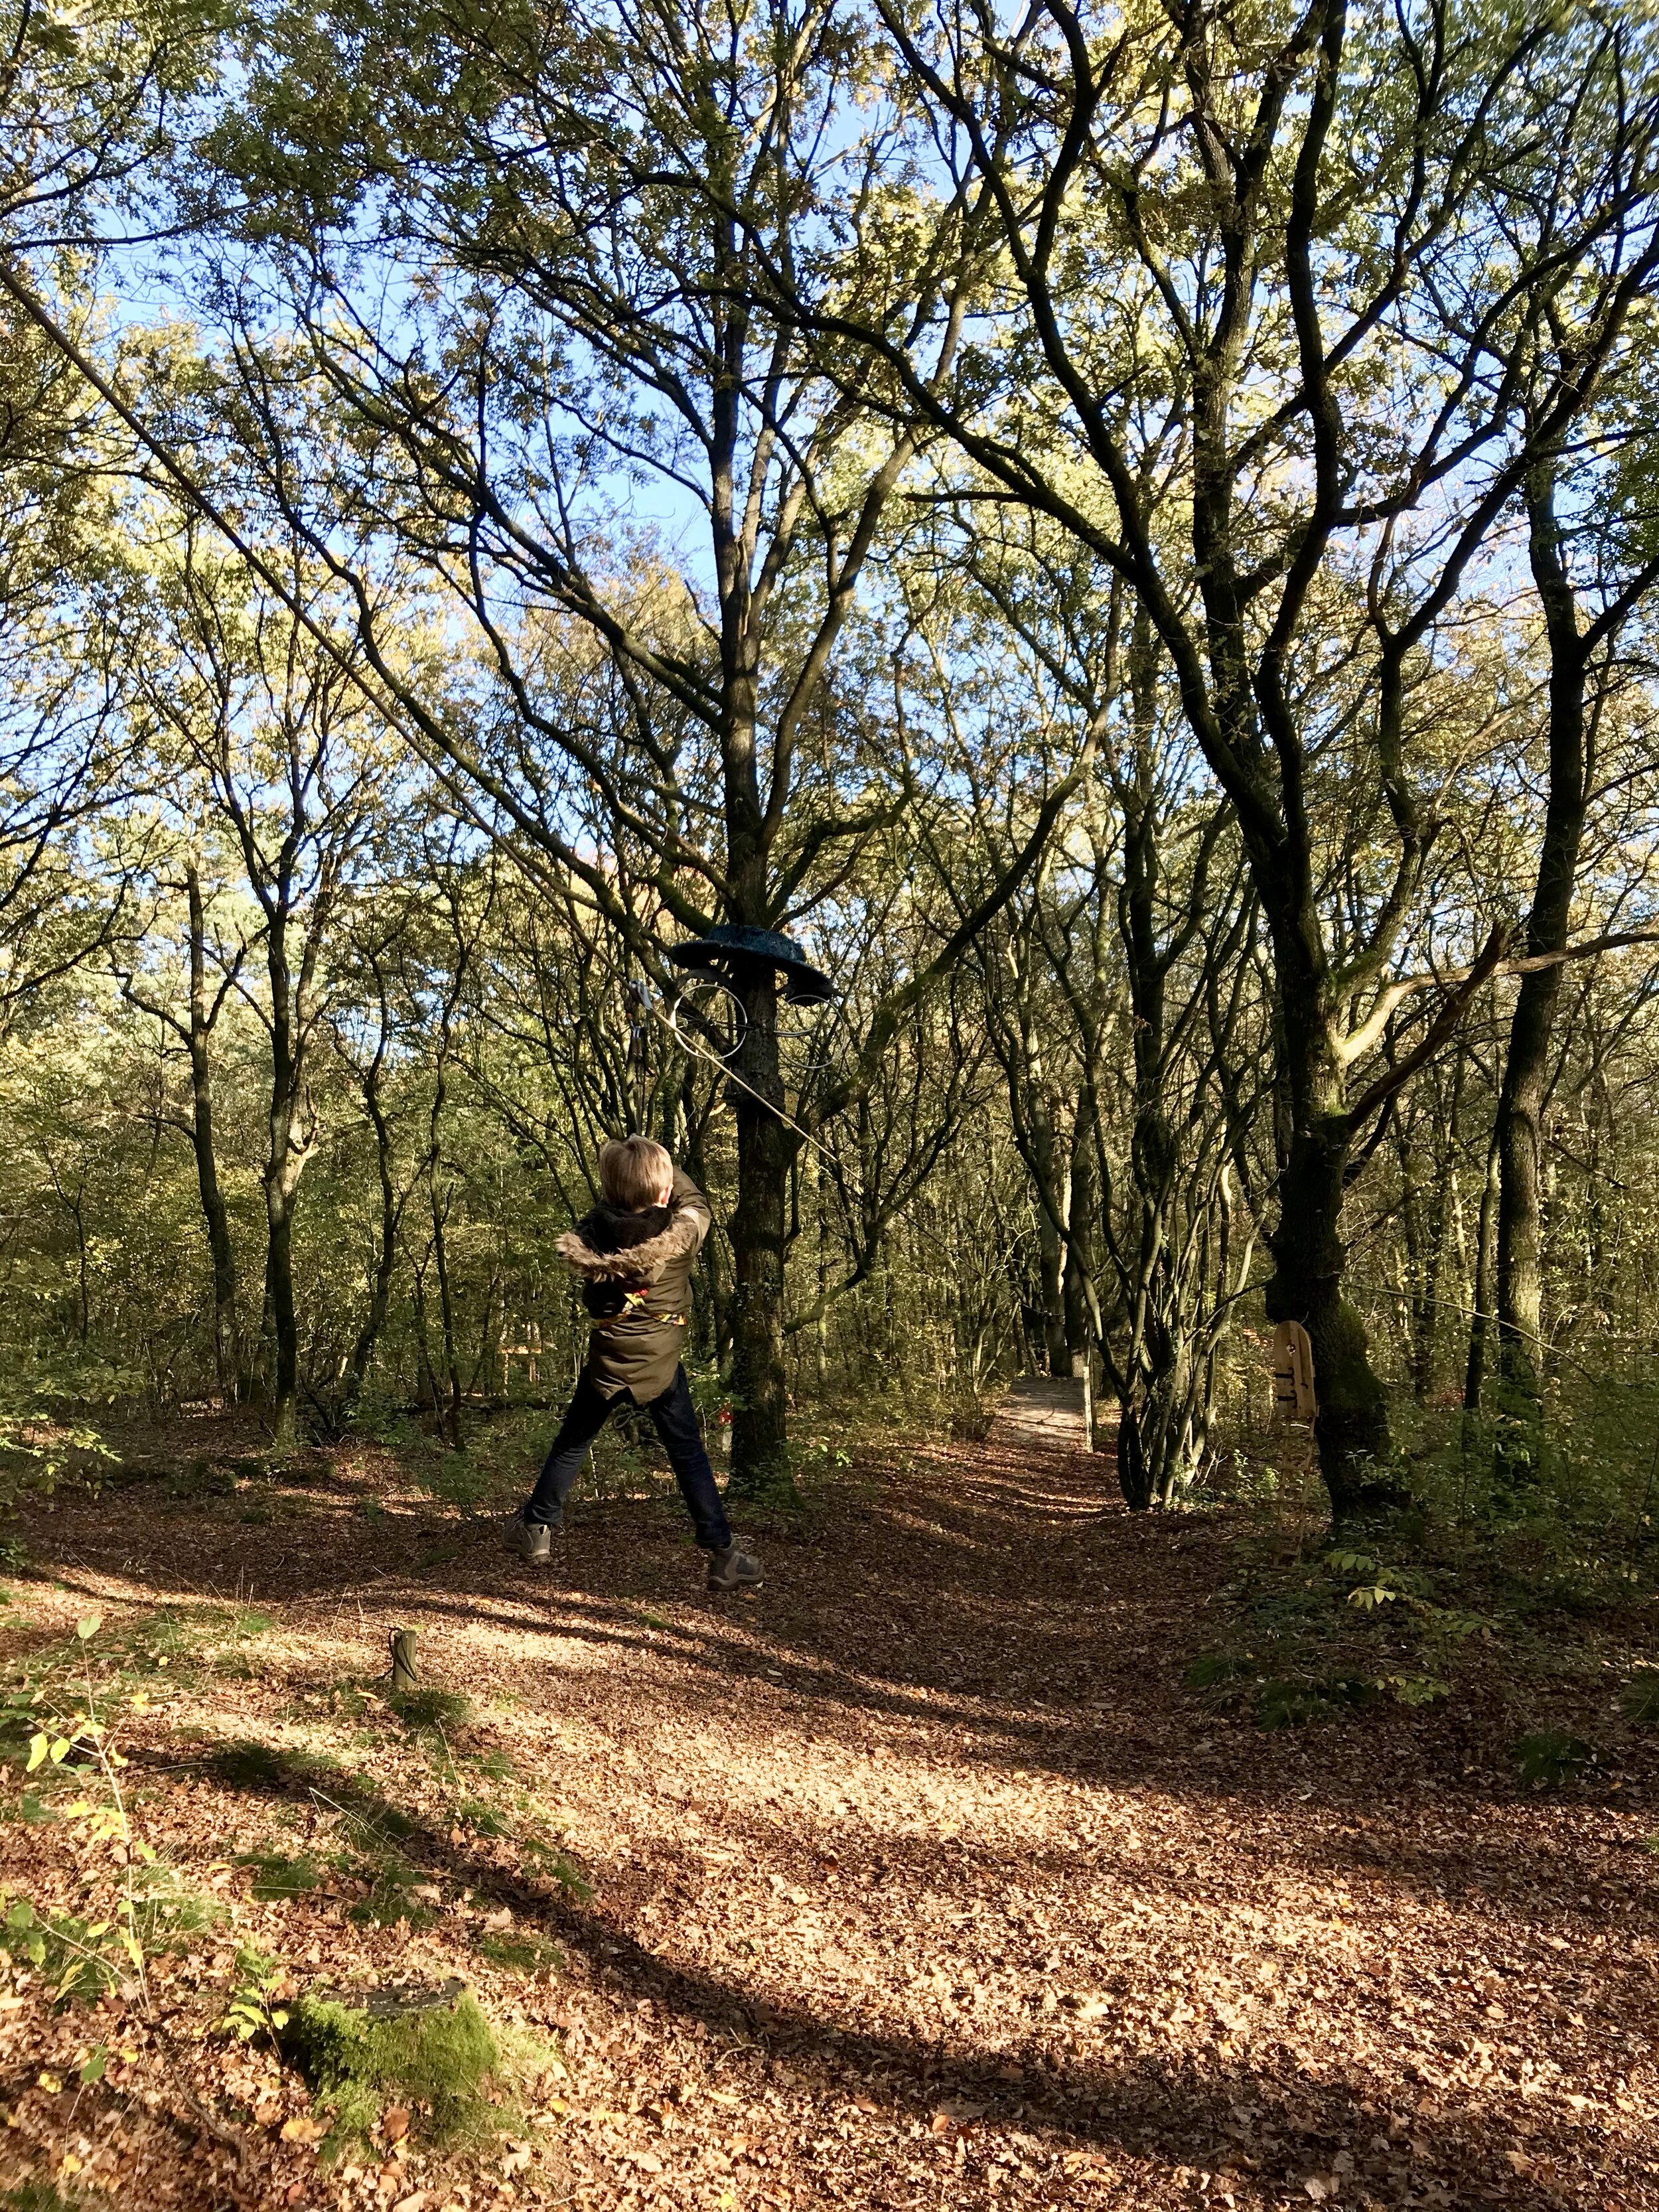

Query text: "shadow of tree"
[169, 1730, 1581, 2212]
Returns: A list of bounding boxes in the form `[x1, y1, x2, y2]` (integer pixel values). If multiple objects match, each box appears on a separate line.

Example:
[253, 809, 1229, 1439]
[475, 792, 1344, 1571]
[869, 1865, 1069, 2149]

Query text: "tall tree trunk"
[1463, 1124, 1500, 1420]
[1262, 960, 1393, 1516]
[183, 865, 240, 1398]
[341, 1055, 398, 1416]
[1494, 457, 1586, 1484]
[263, 1189, 299, 1451]
[1031, 1094, 1069, 1376]
[429, 1177, 464, 1450]
[1411, 1068, 1461, 1404]
[680, 1081, 730, 1369]
[262, 916, 307, 1454]
[728, 960, 794, 1495]
[1062, 1140, 1092, 1363]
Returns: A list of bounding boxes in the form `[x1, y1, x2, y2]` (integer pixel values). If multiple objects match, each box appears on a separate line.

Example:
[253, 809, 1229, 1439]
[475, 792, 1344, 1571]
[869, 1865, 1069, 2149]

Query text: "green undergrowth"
[0, 1872, 218, 2007]
[453, 1797, 507, 1837]
[208, 1718, 591, 1940]
[238, 1850, 325, 1902]
[1187, 1539, 1492, 1729]
[1514, 1728, 1595, 1788]
[1190, 1497, 1659, 1781]
[3, 2182, 89, 2211]
[522, 1835, 593, 1900]
[0, 1610, 276, 1814]
[390, 1686, 474, 1731]
[0, 1605, 273, 1771]
[472, 1927, 562, 1976]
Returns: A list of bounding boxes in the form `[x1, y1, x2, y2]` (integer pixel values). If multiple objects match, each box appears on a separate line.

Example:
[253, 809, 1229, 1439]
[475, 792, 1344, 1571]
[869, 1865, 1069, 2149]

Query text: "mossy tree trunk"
[1493, 456, 1587, 1487]
[184, 865, 242, 1400]
[727, 958, 796, 1498]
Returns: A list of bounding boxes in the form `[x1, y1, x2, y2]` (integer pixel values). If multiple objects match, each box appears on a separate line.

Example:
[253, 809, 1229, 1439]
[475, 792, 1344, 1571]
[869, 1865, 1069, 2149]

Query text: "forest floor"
[0, 1384, 1654, 2212]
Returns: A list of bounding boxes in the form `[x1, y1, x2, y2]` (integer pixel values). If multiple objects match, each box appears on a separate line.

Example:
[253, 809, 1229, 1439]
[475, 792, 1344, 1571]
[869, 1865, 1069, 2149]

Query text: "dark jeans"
[524, 1363, 732, 1552]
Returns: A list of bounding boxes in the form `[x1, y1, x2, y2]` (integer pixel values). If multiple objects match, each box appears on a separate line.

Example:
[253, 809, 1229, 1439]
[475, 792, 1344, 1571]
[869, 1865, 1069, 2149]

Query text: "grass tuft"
[472, 1927, 561, 1977]
[390, 1686, 474, 1730]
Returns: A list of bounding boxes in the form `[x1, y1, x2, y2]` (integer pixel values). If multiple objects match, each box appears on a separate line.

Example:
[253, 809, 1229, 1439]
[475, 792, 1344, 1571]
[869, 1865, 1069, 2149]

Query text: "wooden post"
[390, 1629, 418, 1693]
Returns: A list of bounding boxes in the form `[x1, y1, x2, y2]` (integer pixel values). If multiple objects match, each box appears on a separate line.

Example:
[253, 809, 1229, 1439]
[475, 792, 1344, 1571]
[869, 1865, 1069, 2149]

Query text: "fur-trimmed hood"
[557, 1200, 698, 1284]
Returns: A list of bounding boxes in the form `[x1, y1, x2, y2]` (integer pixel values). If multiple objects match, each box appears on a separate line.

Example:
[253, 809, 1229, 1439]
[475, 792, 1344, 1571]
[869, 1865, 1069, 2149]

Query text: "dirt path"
[987, 1375, 1088, 1454]
[2, 1414, 1656, 2210]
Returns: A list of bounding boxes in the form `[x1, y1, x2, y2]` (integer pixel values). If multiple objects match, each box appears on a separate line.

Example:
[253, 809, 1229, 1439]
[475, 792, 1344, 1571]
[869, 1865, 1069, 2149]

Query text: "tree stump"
[283, 1979, 497, 2150]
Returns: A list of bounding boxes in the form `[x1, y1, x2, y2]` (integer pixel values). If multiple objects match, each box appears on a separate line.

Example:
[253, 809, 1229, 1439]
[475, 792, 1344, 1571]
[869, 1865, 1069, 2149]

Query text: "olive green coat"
[557, 1167, 711, 1403]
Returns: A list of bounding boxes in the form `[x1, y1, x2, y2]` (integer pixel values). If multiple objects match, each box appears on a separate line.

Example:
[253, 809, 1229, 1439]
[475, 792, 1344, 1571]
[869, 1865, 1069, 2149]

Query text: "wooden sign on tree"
[1272, 1321, 1317, 1423]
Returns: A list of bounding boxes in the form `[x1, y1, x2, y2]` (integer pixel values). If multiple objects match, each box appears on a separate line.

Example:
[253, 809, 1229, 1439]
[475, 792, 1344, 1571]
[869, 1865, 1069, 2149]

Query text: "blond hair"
[599, 1135, 674, 1211]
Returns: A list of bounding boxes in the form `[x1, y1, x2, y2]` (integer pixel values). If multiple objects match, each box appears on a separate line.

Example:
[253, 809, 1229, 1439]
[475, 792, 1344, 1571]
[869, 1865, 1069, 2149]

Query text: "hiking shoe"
[501, 1512, 553, 1564]
[707, 1540, 763, 1592]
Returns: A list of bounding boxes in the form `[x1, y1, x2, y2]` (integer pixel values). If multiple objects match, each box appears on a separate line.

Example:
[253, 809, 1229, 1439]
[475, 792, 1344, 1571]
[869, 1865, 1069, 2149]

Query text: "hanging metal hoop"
[774, 991, 844, 1070]
[668, 974, 750, 1063]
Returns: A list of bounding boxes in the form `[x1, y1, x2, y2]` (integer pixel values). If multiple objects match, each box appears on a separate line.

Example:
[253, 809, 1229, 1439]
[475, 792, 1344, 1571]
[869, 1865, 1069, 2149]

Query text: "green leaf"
[78, 2047, 106, 2084]
[75, 1613, 102, 1642]
[1381, 1674, 1450, 1708]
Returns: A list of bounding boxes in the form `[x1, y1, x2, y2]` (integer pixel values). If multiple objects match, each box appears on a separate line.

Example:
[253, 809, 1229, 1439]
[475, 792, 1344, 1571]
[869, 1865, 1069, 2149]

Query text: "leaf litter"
[0, 1405, 1650, 2209]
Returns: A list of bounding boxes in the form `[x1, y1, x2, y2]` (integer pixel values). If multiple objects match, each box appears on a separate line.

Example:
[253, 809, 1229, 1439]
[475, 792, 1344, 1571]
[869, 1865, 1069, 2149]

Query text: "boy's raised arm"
[670, 1166, 712, 1252]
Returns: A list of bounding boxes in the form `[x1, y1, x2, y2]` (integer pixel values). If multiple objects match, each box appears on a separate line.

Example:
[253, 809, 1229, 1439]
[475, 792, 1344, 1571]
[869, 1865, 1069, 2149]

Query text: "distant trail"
[990, 1374, 1088, 1454]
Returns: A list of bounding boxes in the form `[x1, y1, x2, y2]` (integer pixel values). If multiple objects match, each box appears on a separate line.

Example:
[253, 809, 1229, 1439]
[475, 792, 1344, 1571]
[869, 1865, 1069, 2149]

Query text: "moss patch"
[282, 1980, 499, 2154]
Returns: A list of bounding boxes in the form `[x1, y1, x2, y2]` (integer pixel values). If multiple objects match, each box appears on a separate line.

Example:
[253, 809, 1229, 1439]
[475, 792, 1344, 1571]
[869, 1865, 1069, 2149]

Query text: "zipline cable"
[636, 980, 865, 1189]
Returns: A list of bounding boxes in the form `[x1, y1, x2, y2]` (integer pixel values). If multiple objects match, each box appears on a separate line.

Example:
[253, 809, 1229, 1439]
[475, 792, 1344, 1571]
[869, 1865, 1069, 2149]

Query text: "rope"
[1346, 1280, 1659, 1393]
[638, 982, 860, 1187]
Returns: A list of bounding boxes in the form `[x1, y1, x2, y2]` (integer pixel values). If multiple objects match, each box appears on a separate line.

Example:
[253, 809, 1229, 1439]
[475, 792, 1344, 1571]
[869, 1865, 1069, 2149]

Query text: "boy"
[502, 1136, 763, 1592]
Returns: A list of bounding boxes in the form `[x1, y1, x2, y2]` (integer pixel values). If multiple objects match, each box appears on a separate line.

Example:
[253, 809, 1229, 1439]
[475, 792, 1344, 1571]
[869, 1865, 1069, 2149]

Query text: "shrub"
[1514, 1729, 1593, 1789]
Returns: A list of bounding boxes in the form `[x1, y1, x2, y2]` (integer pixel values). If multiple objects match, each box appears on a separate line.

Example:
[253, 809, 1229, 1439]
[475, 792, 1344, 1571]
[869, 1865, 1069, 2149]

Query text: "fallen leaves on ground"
[0, 1392, 1651, 2209]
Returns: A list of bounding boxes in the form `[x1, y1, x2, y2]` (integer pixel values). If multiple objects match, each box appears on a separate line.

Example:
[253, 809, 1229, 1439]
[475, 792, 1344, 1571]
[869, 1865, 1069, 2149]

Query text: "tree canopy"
[0, 0, 1655, 1528]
